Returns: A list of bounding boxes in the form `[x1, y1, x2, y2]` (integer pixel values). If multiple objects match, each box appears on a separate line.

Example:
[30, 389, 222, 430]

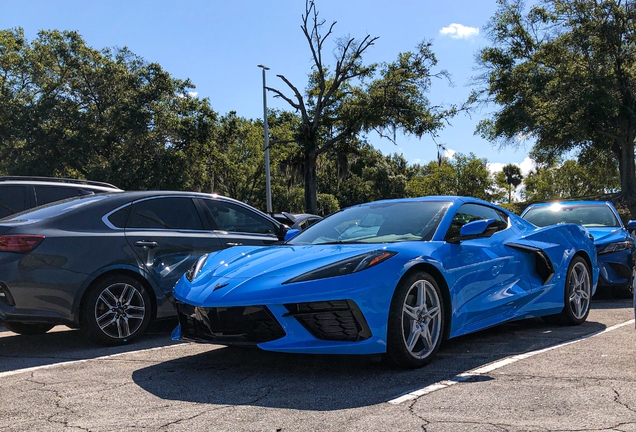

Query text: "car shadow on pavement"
[131, 317, 607, 411]
[0, 319, 180, 373]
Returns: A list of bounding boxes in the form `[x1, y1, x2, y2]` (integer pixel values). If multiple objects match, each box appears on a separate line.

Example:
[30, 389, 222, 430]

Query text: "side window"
[306, 217, 321, 228]
[107, 206, 131, 228]
[445, 204, 508, 240]
[127, 197, 204, 230]
[204, 200, 275, 235]
[0, 185, 28, 218]
[34, 185, 86, 206]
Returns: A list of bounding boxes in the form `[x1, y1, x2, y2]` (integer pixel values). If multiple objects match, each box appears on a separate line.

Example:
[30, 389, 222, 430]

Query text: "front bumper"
[597, 250, 633, 287]
[173, 299, 383, 354]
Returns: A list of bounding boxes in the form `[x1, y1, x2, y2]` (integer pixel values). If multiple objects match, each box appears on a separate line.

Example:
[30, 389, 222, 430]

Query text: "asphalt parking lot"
[0, 297, 634, 432]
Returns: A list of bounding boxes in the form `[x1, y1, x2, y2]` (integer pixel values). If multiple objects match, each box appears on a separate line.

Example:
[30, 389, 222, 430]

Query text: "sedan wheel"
[81, 275, 152, 345]
[385, 271, 445, 368]
[559, 256, 592, 325]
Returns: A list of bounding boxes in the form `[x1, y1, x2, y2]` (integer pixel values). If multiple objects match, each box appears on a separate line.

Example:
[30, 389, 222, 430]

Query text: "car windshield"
[523, 203, 620, 228]
[288, 201, 451, 245]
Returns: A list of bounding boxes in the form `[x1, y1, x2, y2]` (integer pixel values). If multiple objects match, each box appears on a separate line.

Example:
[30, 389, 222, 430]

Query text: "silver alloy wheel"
[401, 279, 442, 360]
[568, 261, 591, 320]
[94, 283, 146, 339]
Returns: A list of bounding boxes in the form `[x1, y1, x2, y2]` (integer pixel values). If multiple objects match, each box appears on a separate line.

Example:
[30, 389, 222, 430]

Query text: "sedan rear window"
[0, 195, 107, 222]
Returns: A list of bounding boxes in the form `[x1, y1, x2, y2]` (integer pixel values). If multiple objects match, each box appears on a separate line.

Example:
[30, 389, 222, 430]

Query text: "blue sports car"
[521, 201, 635, 296]
[172, 196, 599, 368]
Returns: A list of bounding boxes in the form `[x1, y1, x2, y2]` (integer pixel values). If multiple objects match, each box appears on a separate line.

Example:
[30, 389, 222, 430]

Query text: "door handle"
[134, 241, 158, 249]
[225, 242, 242, 247]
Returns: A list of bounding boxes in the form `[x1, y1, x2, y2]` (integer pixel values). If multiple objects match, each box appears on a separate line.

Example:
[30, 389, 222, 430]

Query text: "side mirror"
[448, 218, 499, 243]
[284, 228, 300, 242]
[627, 220, 636, 232]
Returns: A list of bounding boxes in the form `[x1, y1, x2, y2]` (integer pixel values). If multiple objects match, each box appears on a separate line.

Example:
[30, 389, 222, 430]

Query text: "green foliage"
[406, 153, 500, 201]
[475, 0, 636, 216]
[522, 158, 619, 201]
[0, 28, 217, 190]
[316, 193, 340, 216]
[497, 163, 523, 203]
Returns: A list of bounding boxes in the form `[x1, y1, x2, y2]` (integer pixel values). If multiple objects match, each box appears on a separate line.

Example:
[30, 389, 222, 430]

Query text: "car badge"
[213, 282, 230, 291]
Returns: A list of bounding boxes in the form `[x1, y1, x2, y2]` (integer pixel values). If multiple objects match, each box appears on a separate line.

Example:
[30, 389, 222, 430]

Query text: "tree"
[475, 0, 636, 216]
[406, 153, 497, 200]
[499, 163, 523, 203]
[522, 157, 619, 201]
[267, 0, 455, 214]
[0, 28, 217, 190]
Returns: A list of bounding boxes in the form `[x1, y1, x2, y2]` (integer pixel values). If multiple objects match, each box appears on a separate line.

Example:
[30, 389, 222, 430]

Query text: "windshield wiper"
[315, 240, 365, 245]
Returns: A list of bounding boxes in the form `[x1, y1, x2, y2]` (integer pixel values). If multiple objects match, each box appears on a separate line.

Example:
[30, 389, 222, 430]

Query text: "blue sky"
[0, 0, 535, 174]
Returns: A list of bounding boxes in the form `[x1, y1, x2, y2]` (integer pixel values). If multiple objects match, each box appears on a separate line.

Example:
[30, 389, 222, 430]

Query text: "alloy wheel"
[568, 261, 591, 320]
[401, 279, 442, 360]
[94, 282, 146, 339]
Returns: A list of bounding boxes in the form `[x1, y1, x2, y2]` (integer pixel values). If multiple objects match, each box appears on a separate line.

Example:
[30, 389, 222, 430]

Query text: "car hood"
[173, 243, 401, 305]
[586, 227, 628, 244]
[198, 243, 393, 279]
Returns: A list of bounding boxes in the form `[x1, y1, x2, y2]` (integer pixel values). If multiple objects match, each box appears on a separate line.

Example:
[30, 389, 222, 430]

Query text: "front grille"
[176, 303, 285, 344]
[283, 300, 372, 342]
[608, 262, 631, 280]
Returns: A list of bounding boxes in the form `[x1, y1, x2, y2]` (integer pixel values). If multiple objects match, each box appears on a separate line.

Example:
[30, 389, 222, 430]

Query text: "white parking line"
[387, 318, 636, 405]
[0, 345, 182, 379]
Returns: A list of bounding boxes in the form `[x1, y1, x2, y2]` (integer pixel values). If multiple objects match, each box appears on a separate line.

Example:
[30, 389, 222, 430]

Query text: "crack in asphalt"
[157, 406, 230, 430]
[612, 389, 636, 414]
[26, 373, 92, 432]
[247, 385, 274, 404]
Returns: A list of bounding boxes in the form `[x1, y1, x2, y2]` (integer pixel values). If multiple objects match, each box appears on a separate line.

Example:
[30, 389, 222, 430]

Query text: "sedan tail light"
[0, 235, 45, 253]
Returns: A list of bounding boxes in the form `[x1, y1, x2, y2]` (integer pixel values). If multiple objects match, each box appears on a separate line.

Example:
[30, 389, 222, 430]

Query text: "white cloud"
[188, 91, 198, 98]
[487, 157, 536, 176]
[487, 162, 504, 174]
[519, 157, 536, 176]
[444, 148, 456, 159]
[439, 23, 479, 40]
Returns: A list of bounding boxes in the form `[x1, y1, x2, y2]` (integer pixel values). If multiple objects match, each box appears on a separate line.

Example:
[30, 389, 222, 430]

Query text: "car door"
[124, 196, 222, 294]
[440, 203, 535, 332]
[198, 198, 280, 248]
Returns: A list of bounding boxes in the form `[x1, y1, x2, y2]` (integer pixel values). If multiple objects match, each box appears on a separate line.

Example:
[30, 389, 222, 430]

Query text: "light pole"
[257, 64, 273, 214]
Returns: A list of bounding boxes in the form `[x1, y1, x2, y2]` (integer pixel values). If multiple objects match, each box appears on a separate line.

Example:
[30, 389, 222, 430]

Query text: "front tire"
[80, 275, 152, 345]
[556, 256, 592, 325]
[385, 271, 445, 369]
[3, 322, 54, 335]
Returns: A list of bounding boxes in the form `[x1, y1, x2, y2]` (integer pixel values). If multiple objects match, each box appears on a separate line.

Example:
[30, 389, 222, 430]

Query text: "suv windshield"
[288, 201, 450, 245]
[523, 203, 620, 228]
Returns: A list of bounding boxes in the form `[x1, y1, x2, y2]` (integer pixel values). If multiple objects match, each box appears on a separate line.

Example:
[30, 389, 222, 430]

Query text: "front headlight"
[185, 254, 210, 282]
[598, 241, 632, 255]
[283, 250, 397, 284]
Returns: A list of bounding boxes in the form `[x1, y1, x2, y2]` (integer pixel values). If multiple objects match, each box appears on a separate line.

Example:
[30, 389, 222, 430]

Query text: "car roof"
[1, 190, 280, 226]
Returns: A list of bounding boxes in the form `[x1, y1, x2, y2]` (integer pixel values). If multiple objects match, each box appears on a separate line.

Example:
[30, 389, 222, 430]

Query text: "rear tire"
[385, 271, 445, 369]
[553, 256, 592, 325]
[80, 274, 152, 345]
[3, 322, 54, 335]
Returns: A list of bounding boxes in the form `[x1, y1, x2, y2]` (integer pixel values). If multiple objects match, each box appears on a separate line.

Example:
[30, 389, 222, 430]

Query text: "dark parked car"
[0, 191, 286, 344]
[0, 176, 122, 219]
[521, 201, 636, 296]
[272, 212, 322, 231]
